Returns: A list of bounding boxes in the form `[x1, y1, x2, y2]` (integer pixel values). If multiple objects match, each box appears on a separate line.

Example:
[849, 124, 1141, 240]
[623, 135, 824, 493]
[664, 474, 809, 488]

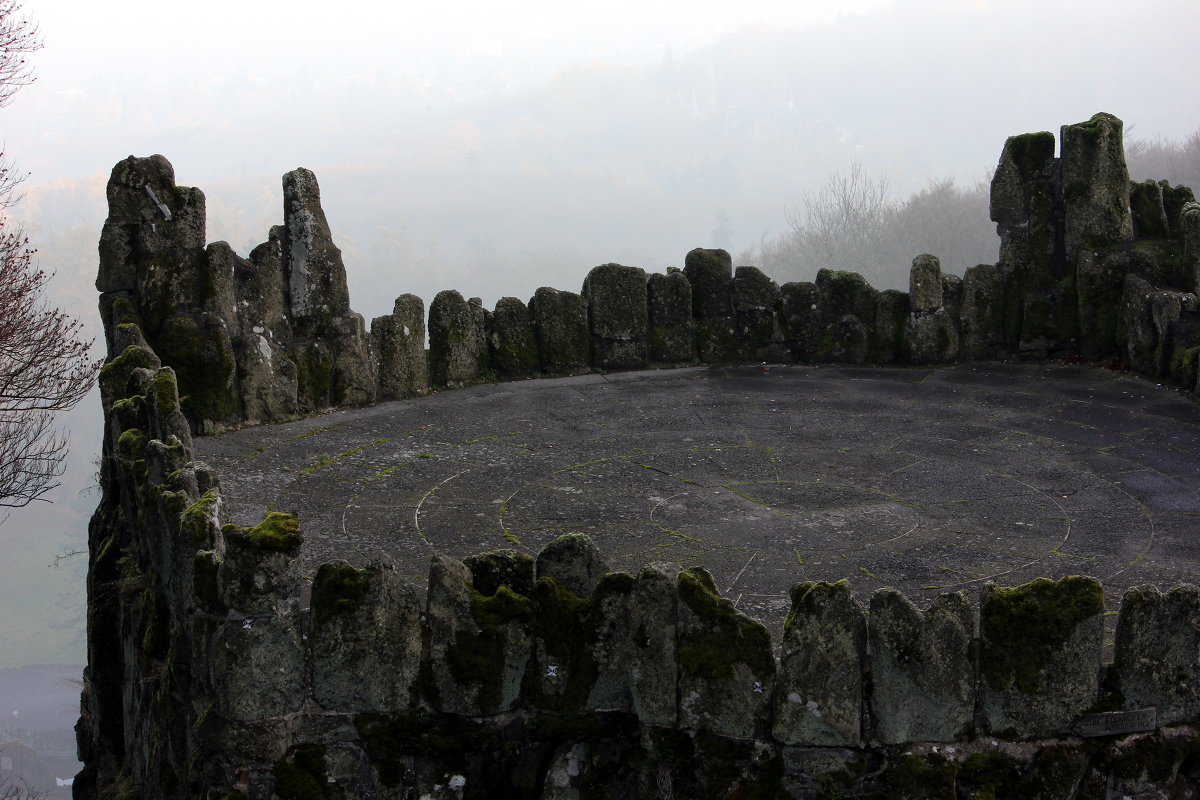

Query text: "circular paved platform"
[197, 362, 1200, 640]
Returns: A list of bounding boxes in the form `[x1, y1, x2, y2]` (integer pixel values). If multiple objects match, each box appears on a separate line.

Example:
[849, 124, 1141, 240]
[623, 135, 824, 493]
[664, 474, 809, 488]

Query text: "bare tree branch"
[0, 2, 98, 510]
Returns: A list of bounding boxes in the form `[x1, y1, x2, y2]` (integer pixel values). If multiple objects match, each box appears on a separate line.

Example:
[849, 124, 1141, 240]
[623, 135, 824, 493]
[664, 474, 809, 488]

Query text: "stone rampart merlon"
[82, 113, 1200, 798]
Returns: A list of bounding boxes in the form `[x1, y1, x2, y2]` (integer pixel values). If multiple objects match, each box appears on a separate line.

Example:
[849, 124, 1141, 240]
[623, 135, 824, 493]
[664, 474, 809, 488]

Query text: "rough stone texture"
[990, 130, 1059, 346]
[1121, 273, 1159, 375]
[279, 169, 375, 410]
[530, 286, 590, 375]
[732, 265, 786, 361]
[909, 254, 944, 312]
[676, 568, 774, 739]
[311, 562, 422, 712]
[647, 270, 693, 364]
[1060, 112, 1134, 261]
[683, 248, 737, 362]
[959, 264, 1003, 359]
[1114, 584, 1200, 726]
[1163, 184, 1196, 237]
[813, 270, 878, 364]
[1076, 247, 1130, 358]
[488, 296, 537, 379]
[371, 293, 428, 399]
[773, 581, 865, 746]
[428, 289, 488, 387]
[979, 576, 1104, 738]
[867, 589, 974, 744]
[1182, 201, 1200, 295]
[582, 263, 649, 369]
[97, 157, 380, 432]
[872, 290, 910, 364]
[534, 533, 609, 598]
[906, 308, 960, 364]
[1130, 179, 1170, 239]
[628, 567, 678, 726]
[423, 553, 531, 715]
[778, 281, 820, 361]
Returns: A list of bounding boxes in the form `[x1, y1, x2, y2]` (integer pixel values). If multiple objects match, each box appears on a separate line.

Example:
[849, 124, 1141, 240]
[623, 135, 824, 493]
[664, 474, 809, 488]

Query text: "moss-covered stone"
[980, 576, 1104, 737]
[464, 550, 534, 597]
[153, 313, 238, 427]
[882, 753, 957, 800]
[647, 270, 693, 364]
[488, 296, 538, 378]
[583, 263, 649, 369]
[444, 583, 534, 713]
[222, 511, 302, 554]
[677, 567, 775, 739]
[529, 286, 590, 375]
[775, 580, 865, 746]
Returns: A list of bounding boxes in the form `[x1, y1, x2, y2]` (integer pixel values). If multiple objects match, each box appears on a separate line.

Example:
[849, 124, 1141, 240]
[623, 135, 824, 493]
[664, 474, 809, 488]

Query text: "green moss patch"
[981, 576, 1104, 693]
[445, 583, 534, 713]
[677, 567, 774, 681]
[222, 511, 302, 554]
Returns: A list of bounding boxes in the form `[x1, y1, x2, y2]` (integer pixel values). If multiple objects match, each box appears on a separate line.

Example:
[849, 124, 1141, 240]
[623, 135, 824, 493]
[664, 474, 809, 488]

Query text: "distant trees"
[0, 1, 100, 510]
[1126, 127, 1200, 192]
[742, 162, 999, 290]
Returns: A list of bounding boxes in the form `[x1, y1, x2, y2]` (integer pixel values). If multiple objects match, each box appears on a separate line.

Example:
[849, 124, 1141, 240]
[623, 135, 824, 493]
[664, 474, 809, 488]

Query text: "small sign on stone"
[1075, 707, 1156, 738]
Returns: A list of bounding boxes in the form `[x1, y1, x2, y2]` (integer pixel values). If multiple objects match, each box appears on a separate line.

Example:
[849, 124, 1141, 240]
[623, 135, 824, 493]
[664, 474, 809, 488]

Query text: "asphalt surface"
[196, 362, 1200, 641]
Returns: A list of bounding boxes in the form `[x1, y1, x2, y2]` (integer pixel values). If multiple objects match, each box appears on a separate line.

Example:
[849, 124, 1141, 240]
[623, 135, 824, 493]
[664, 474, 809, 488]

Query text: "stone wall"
[78, 114, 1200, 799]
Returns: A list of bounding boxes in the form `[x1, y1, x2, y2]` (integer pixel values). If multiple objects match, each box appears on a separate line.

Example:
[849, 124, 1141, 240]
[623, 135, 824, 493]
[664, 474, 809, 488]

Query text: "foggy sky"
[1, 0, 1198, 668]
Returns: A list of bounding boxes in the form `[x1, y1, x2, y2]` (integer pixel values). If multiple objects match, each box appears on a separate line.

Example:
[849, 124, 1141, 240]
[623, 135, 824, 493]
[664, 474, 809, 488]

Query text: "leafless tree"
[0, 776, 46, 800]
[742, 164, 997, 290]
[0, 1, 100, 510]
[1125, 126, 1200, 192]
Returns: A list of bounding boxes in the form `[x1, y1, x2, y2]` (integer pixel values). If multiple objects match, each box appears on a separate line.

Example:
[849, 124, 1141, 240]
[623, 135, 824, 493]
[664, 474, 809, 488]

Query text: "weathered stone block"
[629, 567, 678, 725]
[733, 266, 784, 361]
[423, 553, 531, 715]
[873, 290, 910, 364]
[941, 273, 963, 320]
[583, 263, 649, 369]
[779, 281, 820, 361]
[960, 264, 1003, 359]
[281, 167, 351, 322]
[1182, 201, 1200, 295]
[1018, 285, 1077, 356]
[1120, 274, 1158, 374]
[906, 309, 959, 364]
[1163, 184, 1196, 238]
[464, 549, 534, 597]
[773, 581, 864, 746]
[428, 289, 488, 387]
[817, 268, 879, 322]
[525, 572, 636, 714]
[684, 248, 737, 362]
[1130, 179, 1169, 239]
[990, 130, 1057, 230]
[647, 270, 693, 364]
[487, 296, 537, 379]
[529, 287, 590, 375]
[209, 608, 306, 722]
[867, 589, 974, 744]
[677, 568, 774, 739]
[310, 562, 422, 712]
[979, 576, 1104, 738]
[909, 254, 944, 313]
[1061, 113, 1134, 261]
[371, 293, 428, 399]
[535, 533, 609, 598]
[1114, 584, 1200, 726]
